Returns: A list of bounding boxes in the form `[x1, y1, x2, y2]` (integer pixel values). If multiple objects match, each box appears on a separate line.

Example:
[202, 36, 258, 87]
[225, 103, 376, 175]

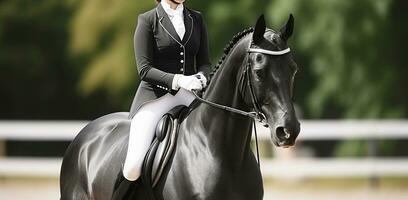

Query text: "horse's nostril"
[276, 126, 286, 140]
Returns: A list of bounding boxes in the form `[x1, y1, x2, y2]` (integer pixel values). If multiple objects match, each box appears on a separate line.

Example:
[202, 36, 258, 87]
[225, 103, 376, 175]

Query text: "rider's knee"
[123, 163, 141, 181]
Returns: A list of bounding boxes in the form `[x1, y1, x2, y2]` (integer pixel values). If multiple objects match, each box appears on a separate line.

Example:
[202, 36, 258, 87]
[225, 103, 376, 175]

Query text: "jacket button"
[180, 52, 184, 55]
[180, 60, 184, 63]
[180, 68, 184, 72]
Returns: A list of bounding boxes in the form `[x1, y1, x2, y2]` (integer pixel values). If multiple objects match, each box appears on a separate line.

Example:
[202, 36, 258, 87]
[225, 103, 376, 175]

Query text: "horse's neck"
[186, 36, 254, 167]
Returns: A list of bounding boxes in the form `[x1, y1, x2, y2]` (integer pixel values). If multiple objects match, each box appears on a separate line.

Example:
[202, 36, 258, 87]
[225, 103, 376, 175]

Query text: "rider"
[114, 0, 211, 193]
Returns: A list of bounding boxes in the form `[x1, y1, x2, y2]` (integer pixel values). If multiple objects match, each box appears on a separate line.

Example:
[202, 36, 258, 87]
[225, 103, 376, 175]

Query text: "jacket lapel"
[156, 3, 182, 44]
[181, 8, 193, 45]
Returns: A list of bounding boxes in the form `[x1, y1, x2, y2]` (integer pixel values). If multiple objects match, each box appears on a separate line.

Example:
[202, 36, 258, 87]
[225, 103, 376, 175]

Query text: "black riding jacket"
[129, 3, 211, 118]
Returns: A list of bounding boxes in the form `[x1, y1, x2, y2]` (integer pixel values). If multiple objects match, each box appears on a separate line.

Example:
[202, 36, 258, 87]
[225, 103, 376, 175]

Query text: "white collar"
[161, 0, 184, 17]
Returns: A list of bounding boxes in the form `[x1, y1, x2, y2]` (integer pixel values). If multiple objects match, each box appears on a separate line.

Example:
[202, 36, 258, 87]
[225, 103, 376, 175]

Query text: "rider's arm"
[134, 13, 175, 92]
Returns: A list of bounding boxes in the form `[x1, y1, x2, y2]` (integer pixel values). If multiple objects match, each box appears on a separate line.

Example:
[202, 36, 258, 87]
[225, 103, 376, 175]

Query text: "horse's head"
[246, 15, 300, 147]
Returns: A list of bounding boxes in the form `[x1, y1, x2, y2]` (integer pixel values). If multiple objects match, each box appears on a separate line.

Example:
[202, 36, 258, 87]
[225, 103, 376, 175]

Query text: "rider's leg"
[123, 89, 195, 181]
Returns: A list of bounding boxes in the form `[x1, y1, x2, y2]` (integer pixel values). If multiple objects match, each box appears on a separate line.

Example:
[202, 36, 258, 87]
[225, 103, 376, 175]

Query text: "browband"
[247, 47, 290, 55]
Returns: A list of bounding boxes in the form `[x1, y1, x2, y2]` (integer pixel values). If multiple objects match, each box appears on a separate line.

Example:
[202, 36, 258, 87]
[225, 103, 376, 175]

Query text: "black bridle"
[193, 39, 290, 125]
[193, 38, 291, 165]
[244, 41, 291, 123]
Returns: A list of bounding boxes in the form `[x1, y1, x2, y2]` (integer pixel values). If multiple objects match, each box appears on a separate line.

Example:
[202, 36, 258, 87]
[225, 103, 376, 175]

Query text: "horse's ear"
[253, 14, 266, 44]
[279, 14, 294, 41]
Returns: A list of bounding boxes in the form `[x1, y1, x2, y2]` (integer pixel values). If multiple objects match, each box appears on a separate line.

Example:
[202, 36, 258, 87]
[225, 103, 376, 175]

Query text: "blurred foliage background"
[1, 0, 407, 156]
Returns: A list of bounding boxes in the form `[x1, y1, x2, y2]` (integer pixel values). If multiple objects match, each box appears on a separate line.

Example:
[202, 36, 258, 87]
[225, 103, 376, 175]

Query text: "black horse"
[60, 15, 300, 200]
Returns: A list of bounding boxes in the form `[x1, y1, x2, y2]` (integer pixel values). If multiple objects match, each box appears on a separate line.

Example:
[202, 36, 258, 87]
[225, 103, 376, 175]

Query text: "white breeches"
[123, 88, 196, 181]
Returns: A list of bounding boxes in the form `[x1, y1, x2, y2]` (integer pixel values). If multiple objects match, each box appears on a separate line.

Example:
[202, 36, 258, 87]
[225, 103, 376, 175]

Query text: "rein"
[193, 38, 291, 166]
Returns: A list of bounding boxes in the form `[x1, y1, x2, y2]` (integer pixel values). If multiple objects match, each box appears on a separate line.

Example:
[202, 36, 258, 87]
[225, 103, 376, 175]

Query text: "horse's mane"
[205, 27, 254, 89]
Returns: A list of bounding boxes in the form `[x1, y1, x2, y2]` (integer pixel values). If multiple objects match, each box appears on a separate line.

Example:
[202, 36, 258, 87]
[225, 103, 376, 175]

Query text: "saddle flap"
[155, 114, 173, 141]
[141, 106, 188, 189]
[151, 118, 179, 186]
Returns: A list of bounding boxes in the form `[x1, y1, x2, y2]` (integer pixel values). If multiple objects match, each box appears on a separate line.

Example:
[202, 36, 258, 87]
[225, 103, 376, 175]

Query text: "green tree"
[67, 0, 154, 108]
[268, 0, 406, 119]
[266, 0, 408, 156]
[0, 0, 75, 119]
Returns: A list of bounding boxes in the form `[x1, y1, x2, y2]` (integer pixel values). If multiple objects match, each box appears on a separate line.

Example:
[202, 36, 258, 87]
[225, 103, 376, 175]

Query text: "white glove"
[172, 74, 203, 91]
[195, 72, 207, 88]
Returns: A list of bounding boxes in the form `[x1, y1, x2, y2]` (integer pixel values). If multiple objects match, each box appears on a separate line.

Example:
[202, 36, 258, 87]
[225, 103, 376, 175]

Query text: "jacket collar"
[161, 0, 184, 18]
[156, 2, 193, 45]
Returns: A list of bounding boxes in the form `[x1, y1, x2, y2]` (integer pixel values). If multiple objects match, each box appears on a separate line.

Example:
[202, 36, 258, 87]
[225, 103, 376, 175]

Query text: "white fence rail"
[0, 157, 61, 177]
[0, 120, 408, 178]
[0, 121, 87, 141]
[261, 158, 408, 179]
[256, 120, 408, 140]
[2, 120, 408, 140]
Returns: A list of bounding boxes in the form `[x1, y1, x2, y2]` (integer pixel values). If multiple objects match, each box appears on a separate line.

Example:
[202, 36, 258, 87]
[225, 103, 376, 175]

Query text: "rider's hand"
[173, 74, 203, 91]
[195, 72, 207, 89]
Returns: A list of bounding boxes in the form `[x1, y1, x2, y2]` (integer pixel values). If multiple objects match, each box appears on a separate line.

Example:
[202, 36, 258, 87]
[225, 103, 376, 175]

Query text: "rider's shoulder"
[186, 8, 205, 22]
[137, 9, 156, 23]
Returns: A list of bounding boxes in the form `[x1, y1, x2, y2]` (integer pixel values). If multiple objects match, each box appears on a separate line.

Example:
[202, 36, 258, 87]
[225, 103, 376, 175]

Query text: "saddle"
[140, 105, 190, 189]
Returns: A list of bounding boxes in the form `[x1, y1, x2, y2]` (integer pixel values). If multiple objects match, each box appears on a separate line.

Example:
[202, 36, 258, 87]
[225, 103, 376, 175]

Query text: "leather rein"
[193, 39, 291, 166]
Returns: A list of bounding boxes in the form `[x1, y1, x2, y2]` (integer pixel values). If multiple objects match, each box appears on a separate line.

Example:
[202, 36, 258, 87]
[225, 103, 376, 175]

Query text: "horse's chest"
[164, 164, 263, 200]
[188, 177, 263, 200]
[162, 133, 263, 199]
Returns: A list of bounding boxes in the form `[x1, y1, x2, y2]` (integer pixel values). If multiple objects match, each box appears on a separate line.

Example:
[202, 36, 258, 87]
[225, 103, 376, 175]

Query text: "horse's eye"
[255, 54, 263, 63]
